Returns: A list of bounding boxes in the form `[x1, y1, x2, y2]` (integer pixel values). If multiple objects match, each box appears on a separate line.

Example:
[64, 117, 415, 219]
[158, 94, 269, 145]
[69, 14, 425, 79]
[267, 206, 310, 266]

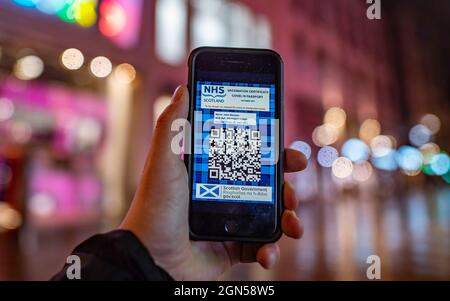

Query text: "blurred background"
[0, 0, 449, 280]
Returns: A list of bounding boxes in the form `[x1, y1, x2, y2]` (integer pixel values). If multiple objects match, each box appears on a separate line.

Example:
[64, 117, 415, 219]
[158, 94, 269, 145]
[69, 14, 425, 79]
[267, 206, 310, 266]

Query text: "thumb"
[146, 85, 189, 172]
[120, 86, 190, 256]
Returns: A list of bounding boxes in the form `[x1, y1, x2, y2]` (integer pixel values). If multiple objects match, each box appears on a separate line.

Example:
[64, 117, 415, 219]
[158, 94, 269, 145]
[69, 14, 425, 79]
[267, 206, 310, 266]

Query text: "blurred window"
[155, 0, 272, 62]
[228, 2, 251, 47]
[156, 0, 188, 65]
[190, 0, 272, 49]
[191, 0, 227, 48]
[255, 16, 272, 48]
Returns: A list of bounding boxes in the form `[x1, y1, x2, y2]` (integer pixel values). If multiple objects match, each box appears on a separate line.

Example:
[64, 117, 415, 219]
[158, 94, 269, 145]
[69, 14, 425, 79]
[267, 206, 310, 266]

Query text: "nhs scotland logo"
[202, 85, 226, 98]
[197, 184, 222, 199]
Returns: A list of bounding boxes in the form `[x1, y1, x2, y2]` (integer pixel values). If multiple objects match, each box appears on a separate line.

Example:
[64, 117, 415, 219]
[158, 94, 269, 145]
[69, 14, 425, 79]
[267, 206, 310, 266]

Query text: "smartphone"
[186, 47, 284, 242]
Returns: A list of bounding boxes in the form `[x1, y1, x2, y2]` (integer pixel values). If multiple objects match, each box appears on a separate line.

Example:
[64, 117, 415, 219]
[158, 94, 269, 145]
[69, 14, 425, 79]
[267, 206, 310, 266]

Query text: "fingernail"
[172, 85, 184, 103]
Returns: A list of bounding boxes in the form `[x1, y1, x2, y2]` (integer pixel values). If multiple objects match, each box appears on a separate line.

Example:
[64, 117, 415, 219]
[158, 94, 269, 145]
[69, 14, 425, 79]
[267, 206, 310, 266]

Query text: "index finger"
[284, 148, 308, 173]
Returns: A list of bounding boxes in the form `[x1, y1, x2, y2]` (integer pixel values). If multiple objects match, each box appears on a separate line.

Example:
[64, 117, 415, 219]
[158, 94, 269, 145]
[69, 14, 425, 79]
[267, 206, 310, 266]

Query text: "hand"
[120, 85, 307, 280]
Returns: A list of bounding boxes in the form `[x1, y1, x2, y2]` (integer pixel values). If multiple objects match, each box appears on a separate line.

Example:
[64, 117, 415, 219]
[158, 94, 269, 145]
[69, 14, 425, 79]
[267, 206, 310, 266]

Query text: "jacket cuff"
[51, 229, 174, 281]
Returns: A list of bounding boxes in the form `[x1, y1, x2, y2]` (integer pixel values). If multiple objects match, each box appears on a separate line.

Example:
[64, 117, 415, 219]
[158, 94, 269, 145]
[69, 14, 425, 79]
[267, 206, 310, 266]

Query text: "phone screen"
[188, 49, 282, 241]
[192, 74, 277, 204]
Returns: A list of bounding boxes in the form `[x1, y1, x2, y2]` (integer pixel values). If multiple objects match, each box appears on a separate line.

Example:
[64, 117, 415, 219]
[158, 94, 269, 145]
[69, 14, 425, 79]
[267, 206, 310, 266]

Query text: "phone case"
[186, 47, 284, 243]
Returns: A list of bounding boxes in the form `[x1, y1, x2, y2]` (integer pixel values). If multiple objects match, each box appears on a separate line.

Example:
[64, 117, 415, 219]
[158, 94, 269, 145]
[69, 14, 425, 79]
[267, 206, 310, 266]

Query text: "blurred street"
[1, 186, 448, 280]
[224, 186, 450, 280]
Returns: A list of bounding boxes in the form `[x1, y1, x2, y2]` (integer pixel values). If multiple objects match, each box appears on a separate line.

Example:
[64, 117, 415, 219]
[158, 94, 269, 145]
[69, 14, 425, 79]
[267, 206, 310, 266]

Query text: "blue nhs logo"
[202, 85, 226, 97]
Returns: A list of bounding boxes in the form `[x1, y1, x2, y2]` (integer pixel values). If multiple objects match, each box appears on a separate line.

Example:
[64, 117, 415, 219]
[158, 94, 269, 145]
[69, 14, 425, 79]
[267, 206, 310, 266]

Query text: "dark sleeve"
[50, 230, 174, 281]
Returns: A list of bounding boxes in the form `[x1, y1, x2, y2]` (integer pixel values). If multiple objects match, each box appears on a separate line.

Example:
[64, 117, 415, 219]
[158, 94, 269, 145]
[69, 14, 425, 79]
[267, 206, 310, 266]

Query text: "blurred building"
[0, 0, 448, 280]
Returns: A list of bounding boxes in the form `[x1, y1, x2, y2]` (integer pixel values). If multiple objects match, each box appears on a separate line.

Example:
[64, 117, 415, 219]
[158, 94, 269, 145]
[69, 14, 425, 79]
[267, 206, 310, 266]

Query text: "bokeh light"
[99, 0, 127, 37]
[372, 150, 398, 171]
[113, 63, 136, 84]
[74, 117, 103, 150]
[74, 0, 98, 27]
[13, 55, 44, 80]
[396, 146, 423, 176]
[387, 135, 398, 149]
[290, 140, 312, 160]
[341, 138, 370, 163]
[12, 0, 35, 8]
[35, 0, 66, 15]
[61, 48, 85, 70]
[90, 56, 113, 78]
[332, 157, 353, 179]
[10, 122, 33, 144]
[409, 124, 431, 147]
[422, 162, 435, 176]
[359, 119, 381, 143]
[0, 97, 15, 121]
[324, 107, 346, 129]
[430, 153, 450, 176]
[317, 146, 339, 167]
[29, 193, 57, 217]
[13, 0, 98, 27]
[370, 135, 393, 158]
[352, 161, 373, 182]
[443, 171, 450, 184]
[312, 124, 338, 146]
[57, 0, 77, 22]
[420, 143, 440, 164]
[420, 113, 441, 135]
[0, 203, 22, 231]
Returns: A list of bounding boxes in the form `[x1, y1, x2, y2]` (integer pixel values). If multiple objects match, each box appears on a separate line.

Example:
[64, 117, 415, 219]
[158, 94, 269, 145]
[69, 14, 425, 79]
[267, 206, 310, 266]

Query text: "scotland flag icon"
[198, 184, 221, 199]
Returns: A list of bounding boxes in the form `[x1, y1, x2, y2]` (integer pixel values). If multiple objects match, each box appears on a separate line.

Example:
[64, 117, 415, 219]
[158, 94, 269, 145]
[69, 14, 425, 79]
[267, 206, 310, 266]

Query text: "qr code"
[208, 128, 261, 182]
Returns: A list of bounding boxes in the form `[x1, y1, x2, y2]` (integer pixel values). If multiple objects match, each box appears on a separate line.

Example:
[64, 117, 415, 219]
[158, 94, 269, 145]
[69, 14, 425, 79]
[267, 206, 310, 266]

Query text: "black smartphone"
[186, 47, 284, 243]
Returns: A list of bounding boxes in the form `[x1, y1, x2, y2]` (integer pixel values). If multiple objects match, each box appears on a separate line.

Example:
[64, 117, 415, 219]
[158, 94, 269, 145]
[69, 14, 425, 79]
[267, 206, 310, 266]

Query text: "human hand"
[120, 85, 307, 280]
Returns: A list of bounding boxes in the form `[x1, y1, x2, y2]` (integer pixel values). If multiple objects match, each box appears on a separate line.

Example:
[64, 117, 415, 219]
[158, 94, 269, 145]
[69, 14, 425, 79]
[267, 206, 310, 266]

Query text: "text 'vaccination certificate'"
[201, 85, 270, 112]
